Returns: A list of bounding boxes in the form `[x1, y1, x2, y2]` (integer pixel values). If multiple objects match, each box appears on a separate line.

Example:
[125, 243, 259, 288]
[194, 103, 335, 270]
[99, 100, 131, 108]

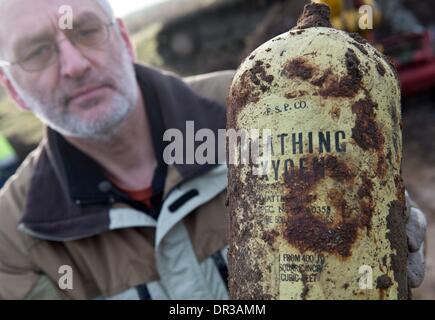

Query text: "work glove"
[406, 190, 427, 288]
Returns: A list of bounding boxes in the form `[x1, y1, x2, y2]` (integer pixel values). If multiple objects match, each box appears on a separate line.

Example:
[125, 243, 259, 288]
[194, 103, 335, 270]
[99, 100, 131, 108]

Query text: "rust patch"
[227, 72, 259, 131]
[284, 213, 359, 257]
[376, 62, 386, 76]
[228, 166, 274, 299]
[227, 61, 274, 131]
[374, 50, 400, 83]
[251, 60, 275, 89]
[344, 47, 362, 86]
[349, 32, 368, 45]
[311, 68, 332, 87]
[293, 29, 305, 35]
[386, 200, 408, 300]
[376, 275, 393, 289]
[328, 188, 350, 220]
[390, 102, 399, 125]
[293, 2, 332, 30]
[285, 93, 298, 99]
[262, 229, 279, 247]
[392, 133, 399, 161]
[351, 97, 385, 151]
[357, 173, 373, 199]
[389, 101, 400, 161]
[384, 54, 400, 81]
[394, 175, 406, 206]
[329, 106, 341, 119]
[228, 168, 253, 294]
[357, 173, 374, 233]
[285, 90, 307, 99]
[377, 155, 388, 179]
[379, 288, 385, 300]
[324, 156, 355, 183]
[283, 170, 318, 217]
[348, 33, 369, 56]
[358, 191, 374, 233]
[282, 156, 367, 258]
[319, 49, 362, 98]
[352, 41, 369, 56]
[282, 57, 315, 81]
[303, 52, 318, 58]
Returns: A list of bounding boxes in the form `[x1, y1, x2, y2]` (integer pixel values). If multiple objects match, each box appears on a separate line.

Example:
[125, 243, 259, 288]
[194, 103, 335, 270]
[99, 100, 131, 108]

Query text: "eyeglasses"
[0, 20, 115, 72]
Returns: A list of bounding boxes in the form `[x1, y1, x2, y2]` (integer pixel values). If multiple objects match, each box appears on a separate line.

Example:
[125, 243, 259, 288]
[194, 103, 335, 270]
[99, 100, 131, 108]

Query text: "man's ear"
[0, 69, 29, 110]
[115, 18, 136, 61]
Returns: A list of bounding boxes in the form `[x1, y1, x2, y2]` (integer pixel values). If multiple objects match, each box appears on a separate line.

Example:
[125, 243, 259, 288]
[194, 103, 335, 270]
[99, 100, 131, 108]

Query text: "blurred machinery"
[382, 29, 435, 96]
[316, 0, 435, 97]
[156, 0, 298, 75]
[155, 0, 435, 96]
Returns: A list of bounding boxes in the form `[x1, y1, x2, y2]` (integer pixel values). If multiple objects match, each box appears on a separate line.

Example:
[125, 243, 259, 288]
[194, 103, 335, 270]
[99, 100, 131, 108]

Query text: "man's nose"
[57, 38, 91, 79]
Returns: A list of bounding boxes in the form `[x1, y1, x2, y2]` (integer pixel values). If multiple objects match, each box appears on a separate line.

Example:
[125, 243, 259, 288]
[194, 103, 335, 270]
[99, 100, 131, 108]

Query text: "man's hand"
[406, 191, 427, 288]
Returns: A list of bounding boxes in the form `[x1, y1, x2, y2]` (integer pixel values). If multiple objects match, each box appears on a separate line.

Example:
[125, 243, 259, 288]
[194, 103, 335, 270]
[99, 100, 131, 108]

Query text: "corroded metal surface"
[227, 4, 407, 300]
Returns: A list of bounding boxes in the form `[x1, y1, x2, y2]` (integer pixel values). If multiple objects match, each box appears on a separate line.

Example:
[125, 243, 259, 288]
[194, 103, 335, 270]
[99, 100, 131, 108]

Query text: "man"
[0, 0, 427, 299]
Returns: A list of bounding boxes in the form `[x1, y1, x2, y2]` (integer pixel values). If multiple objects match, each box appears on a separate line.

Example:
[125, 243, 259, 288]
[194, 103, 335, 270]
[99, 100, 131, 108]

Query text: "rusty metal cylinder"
[227, 3, 408, 300]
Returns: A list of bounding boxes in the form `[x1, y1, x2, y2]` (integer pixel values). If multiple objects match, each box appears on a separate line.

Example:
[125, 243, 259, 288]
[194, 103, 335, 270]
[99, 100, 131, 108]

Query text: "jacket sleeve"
[0, 230, 59, 300]
[183, 70, 236, 107]
[0, 150, 60, 300]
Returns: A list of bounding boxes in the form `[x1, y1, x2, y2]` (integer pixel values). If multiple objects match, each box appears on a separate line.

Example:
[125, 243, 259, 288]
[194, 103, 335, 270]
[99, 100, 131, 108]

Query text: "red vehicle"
[382, 30, 435, 96]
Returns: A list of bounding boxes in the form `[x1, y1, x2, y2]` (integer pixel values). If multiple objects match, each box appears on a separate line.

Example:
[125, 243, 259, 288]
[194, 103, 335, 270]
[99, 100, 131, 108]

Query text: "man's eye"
[24, 45, 51, 61]
[76, 27, 100, 37]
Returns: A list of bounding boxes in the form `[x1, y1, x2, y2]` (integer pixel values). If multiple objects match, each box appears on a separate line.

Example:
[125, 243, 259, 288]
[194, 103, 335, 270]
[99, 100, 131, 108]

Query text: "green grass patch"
[0, 96, 43, 158]
[133, 23, 165, 68]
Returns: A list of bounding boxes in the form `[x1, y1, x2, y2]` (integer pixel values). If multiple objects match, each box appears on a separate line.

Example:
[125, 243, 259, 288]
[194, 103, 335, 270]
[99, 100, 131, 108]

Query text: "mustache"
[60, 73, 117, 106]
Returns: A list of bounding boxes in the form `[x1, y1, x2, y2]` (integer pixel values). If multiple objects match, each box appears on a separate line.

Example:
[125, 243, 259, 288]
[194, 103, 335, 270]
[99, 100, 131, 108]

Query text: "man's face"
[0, 0, 138, 139]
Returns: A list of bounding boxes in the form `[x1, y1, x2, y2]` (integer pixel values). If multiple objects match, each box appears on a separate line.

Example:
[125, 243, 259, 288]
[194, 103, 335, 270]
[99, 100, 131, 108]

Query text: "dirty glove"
[406, 190, 427, 288]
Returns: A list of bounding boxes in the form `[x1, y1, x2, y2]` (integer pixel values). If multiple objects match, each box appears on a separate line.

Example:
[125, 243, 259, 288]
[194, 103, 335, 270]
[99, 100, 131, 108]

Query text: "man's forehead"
[0, 0, 107, 22]
[0, 0, 107, 54]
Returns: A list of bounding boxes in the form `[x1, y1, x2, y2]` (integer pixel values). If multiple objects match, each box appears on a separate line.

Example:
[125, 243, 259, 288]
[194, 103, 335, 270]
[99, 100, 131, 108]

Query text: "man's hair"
[1, 0, 117, 75]
[0, 0, 116, 60]
[95, 0, 115, 18]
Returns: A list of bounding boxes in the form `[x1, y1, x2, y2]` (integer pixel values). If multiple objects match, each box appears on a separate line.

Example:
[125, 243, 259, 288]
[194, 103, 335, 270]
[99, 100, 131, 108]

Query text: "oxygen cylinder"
[227, 2, 407, 300]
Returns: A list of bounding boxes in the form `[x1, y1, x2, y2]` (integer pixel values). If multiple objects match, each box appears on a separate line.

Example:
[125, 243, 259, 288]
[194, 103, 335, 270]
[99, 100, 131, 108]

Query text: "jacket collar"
[19, 64, 227, 241]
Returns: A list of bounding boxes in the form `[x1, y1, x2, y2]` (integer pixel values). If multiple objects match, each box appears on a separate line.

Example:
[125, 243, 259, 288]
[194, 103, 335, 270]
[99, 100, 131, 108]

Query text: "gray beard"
[10, 47, 138, 140]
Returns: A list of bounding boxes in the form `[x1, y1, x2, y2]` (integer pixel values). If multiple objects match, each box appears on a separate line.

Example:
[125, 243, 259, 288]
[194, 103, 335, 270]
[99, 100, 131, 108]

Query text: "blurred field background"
[0, 0, 434, 299]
